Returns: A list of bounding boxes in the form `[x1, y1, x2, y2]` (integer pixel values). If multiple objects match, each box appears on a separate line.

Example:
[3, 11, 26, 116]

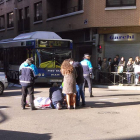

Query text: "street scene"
[1, 85, 140, 140]
[1, 0, 140, 140]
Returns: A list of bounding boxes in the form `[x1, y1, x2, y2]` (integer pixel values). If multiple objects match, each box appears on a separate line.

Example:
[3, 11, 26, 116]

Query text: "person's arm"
[31, 64, 38, 76]
[87, 61, 93, 74]
[49, 88, 52, 100]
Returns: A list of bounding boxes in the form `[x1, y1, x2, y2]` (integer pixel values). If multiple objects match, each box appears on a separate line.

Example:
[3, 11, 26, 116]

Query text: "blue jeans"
[83, 75, 92, 95]
[76, 84, 85, 106]
[52, 100, 63, 109]
[126, 73, 132, 84]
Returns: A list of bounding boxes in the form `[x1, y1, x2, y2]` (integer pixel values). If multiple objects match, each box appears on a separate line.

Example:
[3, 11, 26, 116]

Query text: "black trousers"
[21, 85, 34, 107]
[83, 75, 92, 96]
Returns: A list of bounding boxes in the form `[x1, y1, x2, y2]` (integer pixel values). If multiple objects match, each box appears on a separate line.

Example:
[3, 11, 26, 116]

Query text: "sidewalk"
[93, 84, 140, 90]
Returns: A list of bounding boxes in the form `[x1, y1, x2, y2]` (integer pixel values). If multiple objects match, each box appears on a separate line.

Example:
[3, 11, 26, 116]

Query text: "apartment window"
[0, 15, 5, 29]
[19, 9, 23, 20]
[0, 0, 4, 4]
[7, 12, 14, 28]
[106, 0, 136, 7]
[34, 2, 42, 22]
[25, 7, 29, 19]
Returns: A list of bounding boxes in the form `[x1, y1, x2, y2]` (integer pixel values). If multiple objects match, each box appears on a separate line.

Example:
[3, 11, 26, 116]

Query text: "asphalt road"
[1, 85, 140, 140]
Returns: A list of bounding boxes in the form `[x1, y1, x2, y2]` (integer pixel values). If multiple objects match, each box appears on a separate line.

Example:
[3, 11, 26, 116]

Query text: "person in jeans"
[19, 58, 38, 110]
[49, 83, 64, 110]
[126, 58, 134, 84]
[81, 54, 93, 97]
[133, 56, 140, 85]
[69, 58, 85, 107]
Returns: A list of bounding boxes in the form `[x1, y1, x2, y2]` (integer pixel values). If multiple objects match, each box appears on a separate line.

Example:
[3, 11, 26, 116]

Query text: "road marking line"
[0, 108, 6, 110]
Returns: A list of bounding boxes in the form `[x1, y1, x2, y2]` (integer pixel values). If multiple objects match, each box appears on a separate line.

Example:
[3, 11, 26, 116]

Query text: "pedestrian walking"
[81, 54, 94, 97]
[61, 59, 77, 109]
[69, 58, 85, 107]
[19, 58, 38, 110]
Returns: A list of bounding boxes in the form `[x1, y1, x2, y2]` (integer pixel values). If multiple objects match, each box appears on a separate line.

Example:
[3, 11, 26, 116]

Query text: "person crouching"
[49, 83, 64, 110]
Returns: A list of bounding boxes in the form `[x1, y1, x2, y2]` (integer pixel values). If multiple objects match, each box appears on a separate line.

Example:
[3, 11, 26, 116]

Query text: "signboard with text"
[106, 33, 137, 41]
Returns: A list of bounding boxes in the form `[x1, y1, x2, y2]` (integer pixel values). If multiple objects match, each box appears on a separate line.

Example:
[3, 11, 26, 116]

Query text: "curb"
[93, 85, 140, 90]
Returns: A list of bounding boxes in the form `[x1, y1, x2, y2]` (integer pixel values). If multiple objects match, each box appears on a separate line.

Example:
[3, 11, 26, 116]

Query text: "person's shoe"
[57, 102, 61, 110]
[81, 103, 86, 106]
[31, 107, 37, 110]
[31, 104, 36, 110]
[90, 95, 94, 97]
[67, 106, 70, 110]
[22, 105, 25, 110]
[73, 106, 76, 109]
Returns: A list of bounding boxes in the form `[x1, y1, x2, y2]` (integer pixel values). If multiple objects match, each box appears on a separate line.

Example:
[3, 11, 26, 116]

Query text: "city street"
[1, 85, 140, 140]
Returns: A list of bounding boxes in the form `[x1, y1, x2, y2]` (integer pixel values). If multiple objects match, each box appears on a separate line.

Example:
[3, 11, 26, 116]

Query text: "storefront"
[104, 33, 140, 62]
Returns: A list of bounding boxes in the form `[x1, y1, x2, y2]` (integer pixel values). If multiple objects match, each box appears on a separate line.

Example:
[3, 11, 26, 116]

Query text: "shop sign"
[106, 33, 137, 41]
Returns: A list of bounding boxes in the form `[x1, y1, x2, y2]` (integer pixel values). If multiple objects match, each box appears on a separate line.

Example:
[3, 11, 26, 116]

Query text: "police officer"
[81, 54, 93, 97]
[19, 58, 38, 110]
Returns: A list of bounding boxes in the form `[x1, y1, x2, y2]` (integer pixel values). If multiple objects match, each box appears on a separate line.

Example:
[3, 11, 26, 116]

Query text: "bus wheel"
[0, 83, 4, 95]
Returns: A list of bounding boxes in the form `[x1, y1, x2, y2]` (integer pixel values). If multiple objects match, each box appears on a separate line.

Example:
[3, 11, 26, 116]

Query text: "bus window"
[9, 47, 28, 65]
[38, 49, 55, 68]
[55, 49, 72, 66]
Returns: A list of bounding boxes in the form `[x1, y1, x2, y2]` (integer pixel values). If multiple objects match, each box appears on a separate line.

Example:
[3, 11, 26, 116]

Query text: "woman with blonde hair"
[61, 59, 77, 109]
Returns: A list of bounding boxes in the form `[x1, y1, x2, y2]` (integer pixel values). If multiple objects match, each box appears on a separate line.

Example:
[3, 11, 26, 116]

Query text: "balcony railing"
[18, 18, 30, 33]
[47, 5, 83, 18]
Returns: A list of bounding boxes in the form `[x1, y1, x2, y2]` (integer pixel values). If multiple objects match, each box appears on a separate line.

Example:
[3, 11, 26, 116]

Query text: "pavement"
[1, 85, 140, 140]
[93, 84, 140, 90]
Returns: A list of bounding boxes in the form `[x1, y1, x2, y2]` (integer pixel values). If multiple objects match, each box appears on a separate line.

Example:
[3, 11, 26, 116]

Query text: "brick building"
[0, 0, 139, 66]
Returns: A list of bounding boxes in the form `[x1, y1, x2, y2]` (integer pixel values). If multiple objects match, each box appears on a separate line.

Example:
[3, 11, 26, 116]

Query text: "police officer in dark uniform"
[81, 54, 94, 97]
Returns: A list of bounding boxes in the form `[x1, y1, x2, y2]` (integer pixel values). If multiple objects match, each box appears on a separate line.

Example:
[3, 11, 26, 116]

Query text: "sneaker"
[57, 102, 61, 110]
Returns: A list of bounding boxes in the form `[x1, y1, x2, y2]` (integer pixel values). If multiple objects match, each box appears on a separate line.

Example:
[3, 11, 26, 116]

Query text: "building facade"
[0, 0, 139, 67]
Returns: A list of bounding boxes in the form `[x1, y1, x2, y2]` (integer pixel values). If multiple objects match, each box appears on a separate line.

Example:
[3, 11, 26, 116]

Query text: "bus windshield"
[37, 49, 71, 69]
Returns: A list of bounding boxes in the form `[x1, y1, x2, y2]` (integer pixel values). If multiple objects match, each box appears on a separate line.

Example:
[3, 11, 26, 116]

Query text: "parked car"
[0, 72, 8, 95]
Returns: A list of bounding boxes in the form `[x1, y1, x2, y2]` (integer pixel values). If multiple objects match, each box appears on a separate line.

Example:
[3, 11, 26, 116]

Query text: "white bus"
[0, 31, 73, 84]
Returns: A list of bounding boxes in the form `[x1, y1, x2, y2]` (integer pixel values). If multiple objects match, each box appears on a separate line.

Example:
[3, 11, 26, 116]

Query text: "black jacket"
[73, 62, 84, 85]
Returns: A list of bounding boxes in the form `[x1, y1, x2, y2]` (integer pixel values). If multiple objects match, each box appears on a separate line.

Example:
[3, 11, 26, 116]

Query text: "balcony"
[47, 0, 83, 19]
[18, 18, 30, 33]
[47, 5, 83, 18]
